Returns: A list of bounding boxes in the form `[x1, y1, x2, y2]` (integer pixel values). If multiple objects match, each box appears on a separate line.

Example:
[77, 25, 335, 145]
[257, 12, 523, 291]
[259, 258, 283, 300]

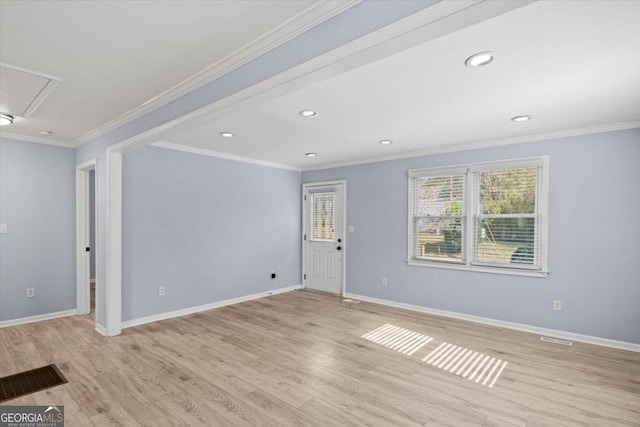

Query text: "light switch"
[348, 225, 355, 233]
[0, 224, 7, 234]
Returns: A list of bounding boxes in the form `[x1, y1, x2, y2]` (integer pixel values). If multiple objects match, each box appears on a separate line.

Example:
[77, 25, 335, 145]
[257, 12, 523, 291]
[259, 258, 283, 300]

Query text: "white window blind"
[408, 157, 548, 277]
[411, 173, 466, 263]
[473, 167, 540, 269]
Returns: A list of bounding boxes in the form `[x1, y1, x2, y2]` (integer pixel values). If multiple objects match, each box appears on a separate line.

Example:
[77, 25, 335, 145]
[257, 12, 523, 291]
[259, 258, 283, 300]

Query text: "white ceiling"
[159, 0, 640, 170]
[0, 0, 320, 143]
[2, 1, 639, 170]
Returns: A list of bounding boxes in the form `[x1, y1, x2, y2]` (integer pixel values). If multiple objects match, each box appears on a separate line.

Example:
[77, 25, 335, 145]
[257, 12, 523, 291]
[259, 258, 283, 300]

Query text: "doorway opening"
[76, 159, 97, 327]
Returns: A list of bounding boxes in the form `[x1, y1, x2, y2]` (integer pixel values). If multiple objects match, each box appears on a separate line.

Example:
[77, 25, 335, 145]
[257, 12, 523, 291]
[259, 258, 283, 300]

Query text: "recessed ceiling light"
[299, 110, 318, 118]
[379, 139, 393, 145]
[465, 51, 494, 67]
[305, 152, 317, 157]
[511, 115, 532, 122]
[40, 130, 53, 135]
[220, 132, 234, 138]
[0, 114, 14, 126]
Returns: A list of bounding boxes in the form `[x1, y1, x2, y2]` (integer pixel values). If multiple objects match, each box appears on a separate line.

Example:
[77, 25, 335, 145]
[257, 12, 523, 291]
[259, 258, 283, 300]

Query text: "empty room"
[1, 0, 639, 426]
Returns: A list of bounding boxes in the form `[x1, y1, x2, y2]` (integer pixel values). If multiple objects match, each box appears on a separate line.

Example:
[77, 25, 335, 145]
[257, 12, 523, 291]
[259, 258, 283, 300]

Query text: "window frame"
[407, 156, 549, 278]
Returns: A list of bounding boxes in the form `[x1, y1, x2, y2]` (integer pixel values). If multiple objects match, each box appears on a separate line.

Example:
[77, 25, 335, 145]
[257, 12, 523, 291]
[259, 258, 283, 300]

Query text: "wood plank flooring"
[0, 289, 638, 426]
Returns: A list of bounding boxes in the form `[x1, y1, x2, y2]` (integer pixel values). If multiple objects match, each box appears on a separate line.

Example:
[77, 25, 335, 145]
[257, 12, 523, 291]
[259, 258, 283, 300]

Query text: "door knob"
[336, 246, 342, 251]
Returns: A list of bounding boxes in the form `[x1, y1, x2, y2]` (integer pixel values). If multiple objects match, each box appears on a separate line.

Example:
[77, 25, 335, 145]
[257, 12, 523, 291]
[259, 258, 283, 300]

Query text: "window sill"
[407, 260, 549, 278]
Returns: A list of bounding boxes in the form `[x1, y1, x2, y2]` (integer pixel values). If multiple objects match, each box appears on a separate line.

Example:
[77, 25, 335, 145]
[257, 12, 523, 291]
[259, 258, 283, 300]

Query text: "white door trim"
[105, 150, 123, 336]
[302, 180, 347, 295]
[76, 159, 97, 321]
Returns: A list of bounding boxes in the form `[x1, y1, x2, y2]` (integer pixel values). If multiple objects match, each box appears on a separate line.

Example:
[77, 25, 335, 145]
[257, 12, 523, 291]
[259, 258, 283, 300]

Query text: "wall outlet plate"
[26, 288, 35, 298]
[159, 286, 166, 296]
[0, 224, 7, 234]
[553, 300, 562, 311]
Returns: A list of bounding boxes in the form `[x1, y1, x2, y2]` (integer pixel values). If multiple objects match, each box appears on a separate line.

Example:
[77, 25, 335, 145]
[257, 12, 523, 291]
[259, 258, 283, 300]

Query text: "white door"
[304, 182, 345, 294]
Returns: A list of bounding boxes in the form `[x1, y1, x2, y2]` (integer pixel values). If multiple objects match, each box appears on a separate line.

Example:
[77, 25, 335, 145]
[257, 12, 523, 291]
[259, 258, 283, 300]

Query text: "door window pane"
[312, 193, 335, 241]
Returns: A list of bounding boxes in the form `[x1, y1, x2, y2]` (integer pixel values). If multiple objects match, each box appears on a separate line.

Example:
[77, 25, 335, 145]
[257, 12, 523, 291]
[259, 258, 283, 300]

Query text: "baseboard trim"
[121, 285, 302, 329]
[0, 309, 77, 328]
[343, 292, 640, 353]
[94, 323, 108, 336]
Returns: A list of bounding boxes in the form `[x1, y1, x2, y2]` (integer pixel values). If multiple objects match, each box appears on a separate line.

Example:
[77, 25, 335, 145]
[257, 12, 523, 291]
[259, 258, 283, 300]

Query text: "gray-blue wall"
[4, 1, 636, 346]
[121, 146, 301, 321]
[3, 126, 639, 346]
[0, 138, 76, 321]
[303, 128, 640, 344]
[73, 0, 438, 328]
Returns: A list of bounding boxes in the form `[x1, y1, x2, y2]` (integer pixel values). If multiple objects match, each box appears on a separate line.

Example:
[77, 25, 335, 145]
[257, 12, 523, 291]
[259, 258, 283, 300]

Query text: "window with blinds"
[408, 157, 548, 277]
[412, 174, 466, 262]
[473, 167, 539, 269]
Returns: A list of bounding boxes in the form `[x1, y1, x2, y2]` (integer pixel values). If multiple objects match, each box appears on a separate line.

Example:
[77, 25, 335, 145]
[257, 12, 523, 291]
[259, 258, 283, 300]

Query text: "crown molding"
[0, 131, 74, 148]
[302, 121, 640, 172]
[107, 0, 507, 155]
[72, 0, 362, 147]
[151, 141, 301, 172]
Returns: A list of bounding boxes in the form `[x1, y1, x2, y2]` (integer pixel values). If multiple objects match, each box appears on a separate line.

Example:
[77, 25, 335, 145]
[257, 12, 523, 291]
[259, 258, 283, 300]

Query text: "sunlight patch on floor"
[422, 342, 508, 388]
[361, 324, 433, 356]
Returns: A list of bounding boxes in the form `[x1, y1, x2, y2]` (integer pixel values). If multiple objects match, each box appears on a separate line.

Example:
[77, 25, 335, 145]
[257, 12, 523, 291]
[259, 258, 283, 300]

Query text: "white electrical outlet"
[26, 288, 35, 298]
[553, 300, 562, 311]
[159, 286, 166, 297]
[348, 225, 355, 233]
[382, 276, 388, 286]
[0, 224, 7, 234]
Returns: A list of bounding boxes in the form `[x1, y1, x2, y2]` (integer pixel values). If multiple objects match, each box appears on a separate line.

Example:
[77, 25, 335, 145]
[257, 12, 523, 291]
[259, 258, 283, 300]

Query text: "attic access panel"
[0, 63, 61, 117]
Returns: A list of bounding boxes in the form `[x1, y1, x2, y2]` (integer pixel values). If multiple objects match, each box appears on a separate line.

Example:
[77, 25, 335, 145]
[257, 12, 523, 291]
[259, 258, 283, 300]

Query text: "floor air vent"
[540, 336, 573, 346]
[0, 364, 68, 403]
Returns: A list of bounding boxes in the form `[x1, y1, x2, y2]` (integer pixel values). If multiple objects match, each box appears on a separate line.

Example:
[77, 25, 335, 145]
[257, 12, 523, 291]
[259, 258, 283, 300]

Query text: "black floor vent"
[0, 364, 67, 403]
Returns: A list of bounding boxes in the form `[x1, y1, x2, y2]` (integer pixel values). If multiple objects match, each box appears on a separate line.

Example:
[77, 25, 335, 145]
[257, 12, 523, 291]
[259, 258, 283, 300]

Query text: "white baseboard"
[0, 309, 77, 328]
[95, 323, 108, 336]
[343, 292, 640, 353]
[121, 285, 302, 329]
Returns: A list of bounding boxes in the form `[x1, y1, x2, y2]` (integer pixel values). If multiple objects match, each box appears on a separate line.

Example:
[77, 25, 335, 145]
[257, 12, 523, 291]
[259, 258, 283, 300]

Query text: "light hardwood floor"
[1, 289, 638, 426]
